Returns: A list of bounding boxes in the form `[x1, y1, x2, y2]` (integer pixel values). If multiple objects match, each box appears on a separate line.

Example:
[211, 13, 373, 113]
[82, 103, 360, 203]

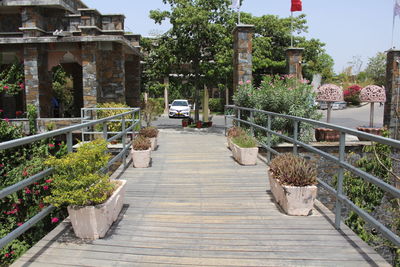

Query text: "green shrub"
[269, 153, 317, 186]
[139, 126, 159, 138]
[95, 102, 132, 133]
[44, 139, 114, 207]
[233, 75, 321, 145]
[232, 134, 257, 148]
[132, 136, 151, 151]
[209, 98, 224, 113]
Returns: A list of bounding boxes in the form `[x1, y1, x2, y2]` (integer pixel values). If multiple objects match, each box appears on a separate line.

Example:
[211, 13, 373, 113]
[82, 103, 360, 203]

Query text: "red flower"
[0, 164, 4, 168]
[3, 85, 9, 90]
[15, 111, 23, 116]
[39, 203, 44, 209]
[43, 185, 49, 190]
[19, 83, 24, 89]
[51, 217, 59, 223]
[45, 179, 53, 183]
[24, 187, 31, 194]
[48, 143, 55, 148]
[35, 190, 40, 195]
[34, 182, 38, 185]
[0, 109, 3, 113]
[10, 251, 15, 255]
[4, 253, 9, 258]
[22, 170, 28, 177]
[17, 222, 23, 226]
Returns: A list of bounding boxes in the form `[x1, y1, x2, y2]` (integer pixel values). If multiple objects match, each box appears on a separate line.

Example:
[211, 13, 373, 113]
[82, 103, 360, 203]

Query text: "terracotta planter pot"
[149, 137, 158, 151]
[182, 120, 188, 127]
[356, 127, 384, 141]
[268, 174, 317, 216]
[207, 121, 213, 127]
[196, 121, 202, 128]
[131, 148, 151, 168]
[315, 128, 340, 142]
[67, 180, 127, 239]
[232, 142, 258, 165]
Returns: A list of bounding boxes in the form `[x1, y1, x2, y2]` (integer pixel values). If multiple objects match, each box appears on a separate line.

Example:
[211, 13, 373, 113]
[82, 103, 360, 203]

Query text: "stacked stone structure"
[0, 0, 141, 117]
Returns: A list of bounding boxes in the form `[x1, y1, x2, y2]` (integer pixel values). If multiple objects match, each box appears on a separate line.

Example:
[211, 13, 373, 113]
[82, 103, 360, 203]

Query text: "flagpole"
[393, 0, 396, 48]
[291, 11, 294, 47]
[238, 7, 241, 24]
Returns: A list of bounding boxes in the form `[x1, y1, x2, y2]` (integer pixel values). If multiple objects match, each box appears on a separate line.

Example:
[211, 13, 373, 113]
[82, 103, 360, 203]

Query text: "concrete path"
[12, 130, 390, 266]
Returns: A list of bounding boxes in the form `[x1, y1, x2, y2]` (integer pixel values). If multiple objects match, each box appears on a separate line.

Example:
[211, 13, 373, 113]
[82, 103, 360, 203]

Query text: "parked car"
[169, 99, 191, 118]
[318, 101, 346, 110]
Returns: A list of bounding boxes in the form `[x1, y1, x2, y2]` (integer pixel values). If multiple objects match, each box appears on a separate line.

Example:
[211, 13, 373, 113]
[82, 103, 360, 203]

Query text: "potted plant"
[131, 135, 151, 168]
[315, 84, 343, 142]
[139, 126, 159, 151]
[231, 133, 258, 165]
[268, 153, 317, 216]
[357, 85, 386, 140]
[226, 126, 246, 151]
[44, 139, 127, 239]
[196, 120, 202, 128]
[182, 118, 189, 127]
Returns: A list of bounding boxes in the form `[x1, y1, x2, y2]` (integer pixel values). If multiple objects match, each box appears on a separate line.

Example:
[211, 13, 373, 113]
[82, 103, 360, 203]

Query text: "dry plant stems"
[227, 126, 245, 138]
[139, 127, 159, 138]
[269, 153, 317, 186]
[132, 136, 151, 151]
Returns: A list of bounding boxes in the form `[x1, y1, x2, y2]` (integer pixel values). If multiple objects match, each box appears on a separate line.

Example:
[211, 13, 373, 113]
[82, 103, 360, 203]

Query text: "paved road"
[152, 104, 384, 131]
[319, 103, 384, 129]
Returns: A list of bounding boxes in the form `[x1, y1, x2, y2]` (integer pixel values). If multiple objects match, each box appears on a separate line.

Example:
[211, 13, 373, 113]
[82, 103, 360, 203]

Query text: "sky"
[84, 0, 397, 74]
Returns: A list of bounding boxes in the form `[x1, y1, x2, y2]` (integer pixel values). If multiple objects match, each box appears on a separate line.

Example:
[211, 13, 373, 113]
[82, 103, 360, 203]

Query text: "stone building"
[0, 0, 141, 118]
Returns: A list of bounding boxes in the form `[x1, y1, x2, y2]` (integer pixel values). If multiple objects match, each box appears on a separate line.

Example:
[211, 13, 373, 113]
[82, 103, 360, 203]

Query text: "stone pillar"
[384, 50, 400, 194]
[125, 55, 141, 107]
[384, 50, 400, 138]
[233, 24, 255, 95]
[100, 43, 125, 103]
[24, 44, 52, 117]
[164, 77, 169, 113]
[81, 42, 99, 107]
[286, 47, 304, 80]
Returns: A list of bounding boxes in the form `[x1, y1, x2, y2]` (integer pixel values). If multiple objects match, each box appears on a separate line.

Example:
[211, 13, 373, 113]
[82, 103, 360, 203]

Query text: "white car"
[169, 99, 191, 118]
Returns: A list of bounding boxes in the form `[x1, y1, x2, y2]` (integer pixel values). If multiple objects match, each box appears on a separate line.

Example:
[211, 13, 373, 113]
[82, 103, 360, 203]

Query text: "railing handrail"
[225, 105, 400, 247]
[0, 108, 140, 250]
[225, 105, 400, 148]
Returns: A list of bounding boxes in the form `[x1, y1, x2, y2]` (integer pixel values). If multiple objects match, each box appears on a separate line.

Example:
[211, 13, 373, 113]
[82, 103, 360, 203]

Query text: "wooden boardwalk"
[13, 130, 390, 266]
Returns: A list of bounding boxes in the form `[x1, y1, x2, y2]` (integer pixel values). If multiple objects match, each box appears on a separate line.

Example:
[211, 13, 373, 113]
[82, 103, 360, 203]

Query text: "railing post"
[224, 106, 227, 136]
[267, 115, 272, 162]
[237, 109, 241, 128]
[335, 131, 346, 229]
[122, 117, 127, 168]
[250, 110, 254, 136]
[66, 131, 73, 153]
[293, 120, 298, 155]
[103, 123, 108, 140]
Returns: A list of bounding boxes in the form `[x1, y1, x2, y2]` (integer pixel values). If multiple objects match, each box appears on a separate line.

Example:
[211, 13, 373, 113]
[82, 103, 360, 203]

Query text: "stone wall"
[0, 14, 21, 32]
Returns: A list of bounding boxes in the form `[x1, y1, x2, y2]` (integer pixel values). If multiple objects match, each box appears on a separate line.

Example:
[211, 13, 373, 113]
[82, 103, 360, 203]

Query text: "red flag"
[291, 0, 302, 12]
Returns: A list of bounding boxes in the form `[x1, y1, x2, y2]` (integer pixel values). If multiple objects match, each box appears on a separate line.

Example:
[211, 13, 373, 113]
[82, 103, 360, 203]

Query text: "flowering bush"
[343, 85, 362, 106]
[0, 62, 24, 96]
[233, 75, 321, 145]
[0, 119, 67, 265]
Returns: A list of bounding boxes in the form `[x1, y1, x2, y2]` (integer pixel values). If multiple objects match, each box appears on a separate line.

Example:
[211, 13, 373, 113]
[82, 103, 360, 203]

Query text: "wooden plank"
[12, 131, 391, 267]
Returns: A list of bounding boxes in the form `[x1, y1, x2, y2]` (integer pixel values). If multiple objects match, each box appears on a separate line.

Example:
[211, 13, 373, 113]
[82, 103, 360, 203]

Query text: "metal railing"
[225, 105, 400, 247]
[0, 108, 140, 250]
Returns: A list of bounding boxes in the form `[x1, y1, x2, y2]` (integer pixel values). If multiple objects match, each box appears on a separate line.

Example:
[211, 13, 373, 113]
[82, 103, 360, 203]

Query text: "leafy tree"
[365, 52, 386, 86]
[149, 0, 234, 121]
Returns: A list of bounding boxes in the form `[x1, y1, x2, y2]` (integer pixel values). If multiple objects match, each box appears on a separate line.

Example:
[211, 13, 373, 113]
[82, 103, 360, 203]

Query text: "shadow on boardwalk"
[12, 130, 390, 267]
